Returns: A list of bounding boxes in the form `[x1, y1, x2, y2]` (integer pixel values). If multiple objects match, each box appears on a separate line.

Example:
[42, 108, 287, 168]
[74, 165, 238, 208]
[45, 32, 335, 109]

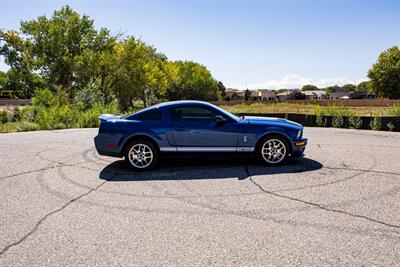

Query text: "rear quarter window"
[129, 108, 162, 120]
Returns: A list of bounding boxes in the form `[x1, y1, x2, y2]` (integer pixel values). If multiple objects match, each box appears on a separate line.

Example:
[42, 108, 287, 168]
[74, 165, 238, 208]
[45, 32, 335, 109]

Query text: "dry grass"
[220, 102, 397, 116]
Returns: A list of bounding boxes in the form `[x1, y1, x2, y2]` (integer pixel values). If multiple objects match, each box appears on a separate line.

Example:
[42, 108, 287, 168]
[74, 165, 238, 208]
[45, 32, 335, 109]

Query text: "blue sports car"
[94, 101, 307, 171]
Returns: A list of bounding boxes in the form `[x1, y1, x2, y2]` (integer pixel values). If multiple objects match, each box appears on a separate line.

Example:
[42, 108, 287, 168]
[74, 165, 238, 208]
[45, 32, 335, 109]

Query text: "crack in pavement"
[0, 174, 119, 257]
[245, 165, 400, 231]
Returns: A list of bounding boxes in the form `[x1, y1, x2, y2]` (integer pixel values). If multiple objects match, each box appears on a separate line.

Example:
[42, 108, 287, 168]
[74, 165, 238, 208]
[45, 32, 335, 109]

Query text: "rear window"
[136, 109, 162, 120]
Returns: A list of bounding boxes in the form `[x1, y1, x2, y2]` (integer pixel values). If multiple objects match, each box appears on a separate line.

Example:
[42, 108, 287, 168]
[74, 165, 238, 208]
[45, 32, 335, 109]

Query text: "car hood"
[241, 116, 302, 129]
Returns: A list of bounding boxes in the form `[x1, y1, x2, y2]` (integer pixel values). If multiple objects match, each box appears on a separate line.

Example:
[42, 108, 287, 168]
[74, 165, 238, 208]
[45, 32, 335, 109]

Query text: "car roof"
[156, 100, 214, 108]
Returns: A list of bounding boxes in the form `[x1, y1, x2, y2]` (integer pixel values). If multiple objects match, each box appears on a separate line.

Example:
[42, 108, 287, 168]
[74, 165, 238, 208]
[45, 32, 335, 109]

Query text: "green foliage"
[301, 84, 318, 91]
[348, 116, 363, 129]
[0, 121, 40, 133]
[0, 109, 13, 123]
[387, 122, 395, 131]
[389, 104, 400, 116]
[331, 116, 344, 128]
[356, 81, 372, 93]
[315, 115, 327, 127]
[314, 105, 354, 117]
[342, 84, 356, 91]
[368, 46, 400, 99]
[244, 89, 251, 101]
[370, 117, 382, 131]
[32, 88, 55, 107]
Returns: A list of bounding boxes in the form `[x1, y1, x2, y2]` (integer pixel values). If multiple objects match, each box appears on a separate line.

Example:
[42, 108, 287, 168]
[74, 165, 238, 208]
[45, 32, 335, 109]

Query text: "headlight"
[296, 129, 302, 139]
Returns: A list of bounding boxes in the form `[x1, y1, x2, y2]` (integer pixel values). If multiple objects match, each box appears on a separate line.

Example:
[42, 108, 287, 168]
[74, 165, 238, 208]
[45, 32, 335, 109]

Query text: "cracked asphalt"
[0, 127, 400, 266]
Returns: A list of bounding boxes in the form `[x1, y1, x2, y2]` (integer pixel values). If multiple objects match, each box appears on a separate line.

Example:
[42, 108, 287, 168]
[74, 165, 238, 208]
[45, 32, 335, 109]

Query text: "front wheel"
[257, 135, 289, 165]
[124, 140, 158, 171]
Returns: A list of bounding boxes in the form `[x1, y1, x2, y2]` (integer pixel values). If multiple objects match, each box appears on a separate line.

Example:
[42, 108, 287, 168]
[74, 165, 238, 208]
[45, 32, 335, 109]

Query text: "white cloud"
[246, 74, 367, 90]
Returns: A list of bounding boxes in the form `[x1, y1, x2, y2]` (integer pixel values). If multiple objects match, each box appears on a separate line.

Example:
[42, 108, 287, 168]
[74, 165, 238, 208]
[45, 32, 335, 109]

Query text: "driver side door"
[170, 105, 238, 151]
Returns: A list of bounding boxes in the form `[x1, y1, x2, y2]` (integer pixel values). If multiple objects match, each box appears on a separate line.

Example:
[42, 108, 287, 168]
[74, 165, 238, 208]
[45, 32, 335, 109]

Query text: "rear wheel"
[257, 135, 289, 165]
[124, 140, 158, 171]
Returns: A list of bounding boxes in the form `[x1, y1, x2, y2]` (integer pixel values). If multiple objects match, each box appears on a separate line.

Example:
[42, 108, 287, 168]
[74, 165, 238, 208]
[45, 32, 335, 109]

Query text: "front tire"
[124, 140, 158, 171]
[257, 135, 289, 165]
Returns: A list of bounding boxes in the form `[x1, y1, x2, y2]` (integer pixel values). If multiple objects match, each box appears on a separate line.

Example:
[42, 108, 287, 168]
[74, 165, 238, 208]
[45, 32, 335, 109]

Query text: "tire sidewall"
[257, 135, 290, 166]
[124, 140, 158, 171]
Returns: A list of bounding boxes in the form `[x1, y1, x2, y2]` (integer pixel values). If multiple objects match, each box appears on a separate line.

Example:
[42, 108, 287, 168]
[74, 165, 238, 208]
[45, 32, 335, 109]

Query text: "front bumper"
[291, 138, 307, 157]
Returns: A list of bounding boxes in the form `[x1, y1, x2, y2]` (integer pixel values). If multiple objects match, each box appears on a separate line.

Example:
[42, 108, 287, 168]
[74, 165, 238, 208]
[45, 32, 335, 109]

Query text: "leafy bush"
[370, 117, 382, 131]
[0, 109, 13, 123]
[348, 116, 363, 129]
[332, 116, 344, 128]
[0, 121, 40, 133]
[32, 88, 55, 108]
[387, 122, 395, 131]
[316, 115, 327, 127]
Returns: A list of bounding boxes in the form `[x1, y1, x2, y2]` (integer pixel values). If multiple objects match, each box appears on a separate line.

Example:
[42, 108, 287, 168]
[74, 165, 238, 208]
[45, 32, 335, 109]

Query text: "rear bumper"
[94, 135, 122, 158]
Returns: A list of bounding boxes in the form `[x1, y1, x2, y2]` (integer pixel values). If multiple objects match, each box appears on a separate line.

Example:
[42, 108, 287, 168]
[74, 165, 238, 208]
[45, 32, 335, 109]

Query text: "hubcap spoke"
[261, 139, 286, 164]
[128, 143, 153, 169]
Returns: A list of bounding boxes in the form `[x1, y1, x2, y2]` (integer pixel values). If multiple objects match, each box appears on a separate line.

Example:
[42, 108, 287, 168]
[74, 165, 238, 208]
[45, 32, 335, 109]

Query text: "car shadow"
[99, 157, 323, 182]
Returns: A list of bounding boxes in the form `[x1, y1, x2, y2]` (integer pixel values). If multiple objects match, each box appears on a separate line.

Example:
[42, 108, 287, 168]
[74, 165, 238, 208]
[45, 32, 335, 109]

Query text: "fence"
[211, 99, 400, 107]
[0, 99, 32, 106]
[236, 113, 400, 132]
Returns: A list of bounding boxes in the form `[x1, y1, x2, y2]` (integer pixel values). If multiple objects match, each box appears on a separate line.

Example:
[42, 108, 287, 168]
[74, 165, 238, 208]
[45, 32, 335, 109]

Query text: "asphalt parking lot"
[0, 127, 399, 266]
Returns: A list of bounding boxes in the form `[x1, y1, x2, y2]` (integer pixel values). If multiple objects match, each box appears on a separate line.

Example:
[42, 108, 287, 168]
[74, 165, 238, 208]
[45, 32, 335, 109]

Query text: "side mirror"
[215, 115, 227, 125]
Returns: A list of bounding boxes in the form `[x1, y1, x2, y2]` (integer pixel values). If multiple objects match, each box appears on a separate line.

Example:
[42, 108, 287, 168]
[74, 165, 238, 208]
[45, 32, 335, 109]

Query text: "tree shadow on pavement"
[99, 157, 323, 182]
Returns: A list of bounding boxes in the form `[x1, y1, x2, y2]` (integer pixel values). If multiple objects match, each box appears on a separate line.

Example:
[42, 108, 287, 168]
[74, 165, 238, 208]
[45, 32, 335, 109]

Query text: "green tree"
[301, 84, 318, 91]
[342, 84, 356, 91]
[356, 81, 373, 94]
[368, 46, 400, 99]
[244, 89, 251, 101]
[165, 61, 221, 102]
[112, 37, 168, 110]
[19, 6, 104, 96]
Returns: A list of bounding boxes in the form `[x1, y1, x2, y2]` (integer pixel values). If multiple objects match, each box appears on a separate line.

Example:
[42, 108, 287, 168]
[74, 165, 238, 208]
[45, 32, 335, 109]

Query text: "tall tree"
[301, 84, 318, 91]
[19, 6, 101, 96]
[368, 46, 400, 99]
[165, 61, 221, 101]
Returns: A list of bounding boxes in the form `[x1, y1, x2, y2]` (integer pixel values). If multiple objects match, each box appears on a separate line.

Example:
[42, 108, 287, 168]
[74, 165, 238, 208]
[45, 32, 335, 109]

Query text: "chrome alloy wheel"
[261, 138, 287, 164]
[128, 143, 153, 169]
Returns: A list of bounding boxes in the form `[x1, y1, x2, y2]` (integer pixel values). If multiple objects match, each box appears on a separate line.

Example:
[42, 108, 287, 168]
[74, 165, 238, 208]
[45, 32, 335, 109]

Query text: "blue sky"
[1, 0, 399, 89]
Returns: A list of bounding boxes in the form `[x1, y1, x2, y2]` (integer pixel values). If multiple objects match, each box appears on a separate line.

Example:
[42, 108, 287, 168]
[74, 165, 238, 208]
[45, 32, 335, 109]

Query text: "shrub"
[370, 117, 382, 131]
[0, 109, 13, 124]
[32, 88, 55, 108]
[332, 116, 344, 128]
[348, 116, 363, 129]
[387, 122, 395, 131]
[316, 115, 327, 127]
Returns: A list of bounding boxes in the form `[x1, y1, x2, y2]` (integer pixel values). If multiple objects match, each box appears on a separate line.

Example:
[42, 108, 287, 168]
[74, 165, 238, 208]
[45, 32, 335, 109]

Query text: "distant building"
[224, 88, 245, 100]
[303, 90, 327, 100]
[329, 88, 351, 100]
[250, 90, 277, 101]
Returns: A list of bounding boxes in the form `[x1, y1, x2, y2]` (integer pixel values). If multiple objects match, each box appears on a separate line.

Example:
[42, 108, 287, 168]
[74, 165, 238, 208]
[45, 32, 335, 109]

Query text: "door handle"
[175, 127, 185, 131]
[189, 130, 199, 134]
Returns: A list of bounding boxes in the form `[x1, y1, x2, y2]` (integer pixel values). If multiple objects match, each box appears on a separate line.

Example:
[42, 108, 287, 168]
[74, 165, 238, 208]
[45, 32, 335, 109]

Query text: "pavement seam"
[245, 165, 400, 231]
[0, 174, 118, 257]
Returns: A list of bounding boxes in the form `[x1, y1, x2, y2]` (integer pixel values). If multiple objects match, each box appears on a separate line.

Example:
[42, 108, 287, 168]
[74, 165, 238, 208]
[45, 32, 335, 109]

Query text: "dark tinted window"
[137, 109, 161, 120]
[170, 106, 216, 122]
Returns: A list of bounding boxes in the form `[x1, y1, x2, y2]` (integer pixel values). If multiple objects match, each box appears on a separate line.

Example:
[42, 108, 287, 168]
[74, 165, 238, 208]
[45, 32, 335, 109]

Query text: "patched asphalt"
[0, 127, 399, 266]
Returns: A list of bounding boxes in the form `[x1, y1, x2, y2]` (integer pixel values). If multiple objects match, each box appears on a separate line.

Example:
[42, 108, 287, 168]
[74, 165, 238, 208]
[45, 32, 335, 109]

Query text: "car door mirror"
[215, 115, 227, 125]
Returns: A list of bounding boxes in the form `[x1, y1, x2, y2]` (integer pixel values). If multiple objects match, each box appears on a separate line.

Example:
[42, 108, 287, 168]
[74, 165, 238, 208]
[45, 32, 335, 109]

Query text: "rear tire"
[256, 135, 289, 165]
[124, 139, 158, 171]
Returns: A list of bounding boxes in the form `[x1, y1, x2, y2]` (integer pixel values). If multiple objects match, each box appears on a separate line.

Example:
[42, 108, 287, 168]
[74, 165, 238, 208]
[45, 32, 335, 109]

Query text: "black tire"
[124, 139, 159, 171]
[256, 134, 290, 166]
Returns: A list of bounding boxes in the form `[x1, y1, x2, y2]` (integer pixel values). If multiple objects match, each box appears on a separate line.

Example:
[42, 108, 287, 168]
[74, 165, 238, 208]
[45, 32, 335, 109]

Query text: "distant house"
[329, 88, 351, 100]
[224, 88, 245, 100]
[250, 90, 277, 102]
[350, 89, 369, 99]
[303, 90, 327, 100]
[276, 90, 296, 101]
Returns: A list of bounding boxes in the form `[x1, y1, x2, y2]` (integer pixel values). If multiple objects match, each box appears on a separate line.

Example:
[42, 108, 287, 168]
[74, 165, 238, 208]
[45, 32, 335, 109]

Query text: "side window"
[170, 106, 216, 122]
[137, 109, 162, 120]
